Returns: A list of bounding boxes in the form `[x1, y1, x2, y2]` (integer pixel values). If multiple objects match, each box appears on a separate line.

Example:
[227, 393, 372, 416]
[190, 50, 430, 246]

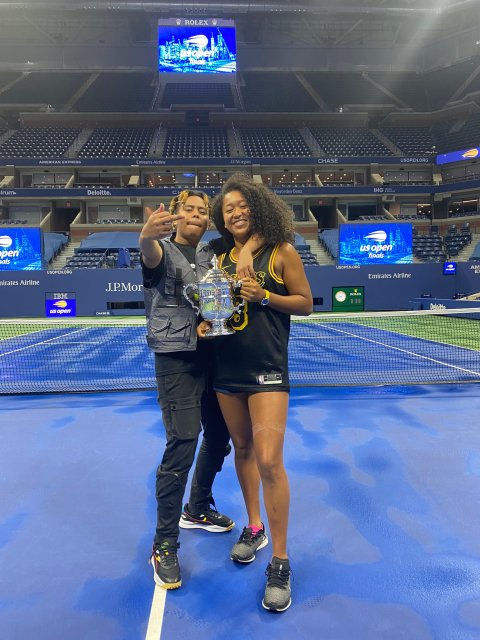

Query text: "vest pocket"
[149, 308, 194, 345]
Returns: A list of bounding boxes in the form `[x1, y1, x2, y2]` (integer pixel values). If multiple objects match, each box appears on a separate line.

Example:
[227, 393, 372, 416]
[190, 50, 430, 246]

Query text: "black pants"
[154, 366, 231, 545]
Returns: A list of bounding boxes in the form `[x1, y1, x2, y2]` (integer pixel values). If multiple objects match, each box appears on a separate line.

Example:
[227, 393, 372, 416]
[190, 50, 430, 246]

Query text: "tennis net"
[0, 308, 479, 394]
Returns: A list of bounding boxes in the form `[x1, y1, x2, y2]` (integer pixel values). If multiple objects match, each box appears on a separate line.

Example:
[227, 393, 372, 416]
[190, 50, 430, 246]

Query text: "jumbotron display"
[158, 18, 236, 74]
[339, 222, 413, 265]
[0, 227, 42, 271]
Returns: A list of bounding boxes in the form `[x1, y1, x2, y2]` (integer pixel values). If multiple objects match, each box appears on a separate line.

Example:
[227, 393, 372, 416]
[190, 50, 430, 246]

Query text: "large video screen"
[339, 222, 413, 265]
[158, 18, 236, 74]
[436, 147, 480, 165]
[0, 227, 42, 271]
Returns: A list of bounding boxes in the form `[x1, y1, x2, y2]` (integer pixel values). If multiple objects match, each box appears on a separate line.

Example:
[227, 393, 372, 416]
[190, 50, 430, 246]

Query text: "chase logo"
[364, 230, 387, 243]
[462, 148, 479, 159]
[0, 235, 13, 248]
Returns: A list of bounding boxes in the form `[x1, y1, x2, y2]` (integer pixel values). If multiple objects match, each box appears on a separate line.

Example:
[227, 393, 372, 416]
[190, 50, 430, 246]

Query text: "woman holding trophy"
[199, 175, 313, 612]
[140, 189, 260, 590]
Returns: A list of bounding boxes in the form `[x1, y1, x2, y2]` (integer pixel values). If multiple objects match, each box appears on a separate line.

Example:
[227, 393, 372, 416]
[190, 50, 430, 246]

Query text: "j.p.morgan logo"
[105, 282, 143, 292]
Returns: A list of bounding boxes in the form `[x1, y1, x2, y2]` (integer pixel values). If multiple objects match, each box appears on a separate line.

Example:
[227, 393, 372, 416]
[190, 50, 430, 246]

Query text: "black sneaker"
[150, 541, 181, 589]
[179, 503, 234, 533]
[262, 556, 292, 612]
[230, 524, 268, 563]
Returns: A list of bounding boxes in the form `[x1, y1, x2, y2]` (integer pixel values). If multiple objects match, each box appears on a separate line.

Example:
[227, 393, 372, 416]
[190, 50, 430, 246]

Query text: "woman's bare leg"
[216, 392, 262, 526]
[248, 392, 290, 559]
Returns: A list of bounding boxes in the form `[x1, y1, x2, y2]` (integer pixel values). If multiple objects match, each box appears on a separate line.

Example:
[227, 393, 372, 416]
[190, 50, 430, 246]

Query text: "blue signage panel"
[0, 227, 42, 271]
[443, 261, 457, 275]
[3, 261, 477, 316]
[339, 222, 413, 265]
[45, 292, 77, 317]
[0, 184, 461, 199]
[436, 147, 480, 165]
[0, 156, 432, 168]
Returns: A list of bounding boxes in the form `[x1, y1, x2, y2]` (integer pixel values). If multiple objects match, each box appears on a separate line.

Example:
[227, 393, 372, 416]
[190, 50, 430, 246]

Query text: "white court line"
[311, 323, 480, 377]
[145, 586, 167, 640]
[0, 327, 92, 358]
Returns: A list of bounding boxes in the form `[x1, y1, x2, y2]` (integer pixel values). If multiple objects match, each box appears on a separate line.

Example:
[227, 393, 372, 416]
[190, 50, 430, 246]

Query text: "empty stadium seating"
[310, 127, 393, 156]
[163, 127, 229, 158]
[297, 249, 319, 265]
[413, 233, 446, 262]
[0, 127, 81, 158]
[433, 114, 480, 153]
[44, 232, 69, 264]
[239, 127, 310, 157]
[318, 229, 339, 260]
[78, 127, 154, 158]
[380, 127, 435, 155]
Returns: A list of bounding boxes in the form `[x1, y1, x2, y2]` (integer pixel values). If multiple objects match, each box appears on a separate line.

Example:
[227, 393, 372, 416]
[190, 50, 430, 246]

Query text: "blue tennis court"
[1, 384, 480, 640]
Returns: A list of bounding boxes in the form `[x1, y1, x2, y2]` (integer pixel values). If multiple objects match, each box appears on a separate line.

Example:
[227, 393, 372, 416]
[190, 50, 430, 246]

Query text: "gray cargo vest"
[144, 238, 213, 353]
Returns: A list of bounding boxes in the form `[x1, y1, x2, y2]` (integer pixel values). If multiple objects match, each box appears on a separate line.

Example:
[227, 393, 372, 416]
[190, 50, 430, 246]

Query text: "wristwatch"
[260, 289, 270, 306]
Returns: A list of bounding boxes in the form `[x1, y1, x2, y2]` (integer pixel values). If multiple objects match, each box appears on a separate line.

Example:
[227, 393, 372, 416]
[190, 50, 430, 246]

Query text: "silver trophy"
[183, 255, 244, 337]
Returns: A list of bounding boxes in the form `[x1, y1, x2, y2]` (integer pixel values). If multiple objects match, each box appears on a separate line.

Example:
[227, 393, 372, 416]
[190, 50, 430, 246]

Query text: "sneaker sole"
[230, 535, 269, 564]
[179, 517, 235, 533]
[261, 597, 292, 612]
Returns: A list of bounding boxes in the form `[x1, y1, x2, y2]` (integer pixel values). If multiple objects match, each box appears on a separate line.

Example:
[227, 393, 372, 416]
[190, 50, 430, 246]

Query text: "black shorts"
[214, 385, 290, 395]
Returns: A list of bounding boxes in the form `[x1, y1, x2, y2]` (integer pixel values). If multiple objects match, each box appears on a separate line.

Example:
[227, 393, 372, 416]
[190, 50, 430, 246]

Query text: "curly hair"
[168, 189, 209, 215]
[211, 174, 294, 248]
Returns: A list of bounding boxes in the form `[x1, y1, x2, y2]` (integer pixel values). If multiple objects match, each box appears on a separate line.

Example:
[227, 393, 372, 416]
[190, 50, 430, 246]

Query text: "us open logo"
[360, 229, 392, 254]
[364, 230, 387, 243]
[0, 235, 13, 248]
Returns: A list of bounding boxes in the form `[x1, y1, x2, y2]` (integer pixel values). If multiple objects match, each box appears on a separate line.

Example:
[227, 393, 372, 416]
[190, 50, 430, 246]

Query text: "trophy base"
[204, 319, 235, 337]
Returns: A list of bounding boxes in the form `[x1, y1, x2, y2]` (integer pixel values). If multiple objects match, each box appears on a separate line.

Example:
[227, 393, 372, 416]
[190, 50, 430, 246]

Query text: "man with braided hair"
[140, 189, 259, 589]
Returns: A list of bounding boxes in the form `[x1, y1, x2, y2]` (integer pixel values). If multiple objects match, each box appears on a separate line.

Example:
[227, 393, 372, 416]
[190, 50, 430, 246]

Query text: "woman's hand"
[197, 320, 212, 338]
[239, 277, 265, 303]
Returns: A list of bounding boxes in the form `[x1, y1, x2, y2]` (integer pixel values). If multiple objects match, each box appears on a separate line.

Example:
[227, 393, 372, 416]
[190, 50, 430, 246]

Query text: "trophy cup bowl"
[183, 255, 243, 337]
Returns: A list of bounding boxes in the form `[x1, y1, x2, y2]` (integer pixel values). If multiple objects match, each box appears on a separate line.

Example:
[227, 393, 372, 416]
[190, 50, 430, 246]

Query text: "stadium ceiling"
[0, 0, 477, 15]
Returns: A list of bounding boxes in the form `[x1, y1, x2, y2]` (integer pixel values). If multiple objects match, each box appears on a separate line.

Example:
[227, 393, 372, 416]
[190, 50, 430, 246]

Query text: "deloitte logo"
[0, 235, 13, 248]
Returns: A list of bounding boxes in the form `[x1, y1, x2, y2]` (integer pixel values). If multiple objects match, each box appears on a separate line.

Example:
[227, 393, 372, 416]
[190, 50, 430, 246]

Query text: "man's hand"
[141, 203, 184, 241]
[140, 203, 185, 269]
[236, 246, 255, 279]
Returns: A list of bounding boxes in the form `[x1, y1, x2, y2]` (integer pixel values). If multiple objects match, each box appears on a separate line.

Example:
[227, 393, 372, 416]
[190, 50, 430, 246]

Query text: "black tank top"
[213, 244, 291, 392]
